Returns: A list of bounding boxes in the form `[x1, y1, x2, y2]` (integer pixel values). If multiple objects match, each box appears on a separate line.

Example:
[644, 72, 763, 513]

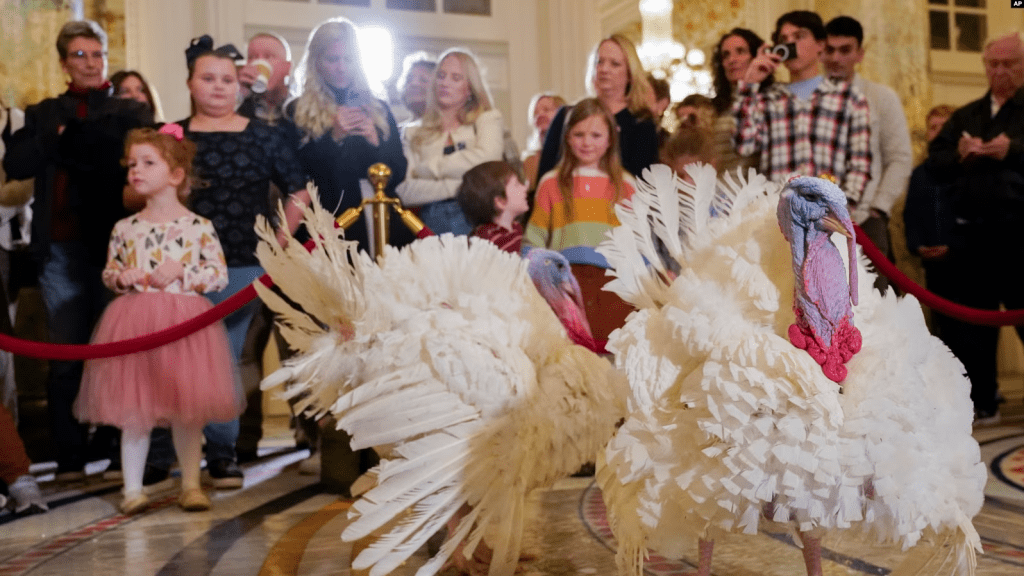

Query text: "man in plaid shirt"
[732, 10, 871, 204]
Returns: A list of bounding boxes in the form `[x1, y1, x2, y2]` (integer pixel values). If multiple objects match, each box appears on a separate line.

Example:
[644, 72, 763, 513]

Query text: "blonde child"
[456, 160, 529, 253]
[523, 98, 636, 342]
[663, 117, 718, 183]
[74, 125, 242, 514]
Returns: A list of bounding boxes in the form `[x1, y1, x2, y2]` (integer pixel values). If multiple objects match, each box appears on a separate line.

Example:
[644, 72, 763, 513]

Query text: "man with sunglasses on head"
[733, 10, 871, 206]
[3, 20, 152, 481]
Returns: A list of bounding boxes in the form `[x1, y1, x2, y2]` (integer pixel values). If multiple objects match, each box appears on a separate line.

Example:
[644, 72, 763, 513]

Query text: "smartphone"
[345, 90, 371, 109]
[770, 42, 798, 61]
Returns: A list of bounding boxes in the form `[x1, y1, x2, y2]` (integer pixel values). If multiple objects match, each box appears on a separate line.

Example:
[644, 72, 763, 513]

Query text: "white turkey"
[596, 164, 987, 576]
[254, 194, 626, 576]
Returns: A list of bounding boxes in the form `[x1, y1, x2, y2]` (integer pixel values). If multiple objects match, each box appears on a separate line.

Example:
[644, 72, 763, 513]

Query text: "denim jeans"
[37, 243, 110, 469]
[418, 198, 473, 236]
[201, 265, 262, 463]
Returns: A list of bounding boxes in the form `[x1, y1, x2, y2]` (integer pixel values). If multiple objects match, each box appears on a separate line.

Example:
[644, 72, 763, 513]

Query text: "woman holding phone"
[283, 17, 410, 252]
[279, 17, 407, 490]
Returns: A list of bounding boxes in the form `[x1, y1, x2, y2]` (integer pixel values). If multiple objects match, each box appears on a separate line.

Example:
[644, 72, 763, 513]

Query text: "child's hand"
[117, 268, 147, 290]
[149, 260, 184, 289]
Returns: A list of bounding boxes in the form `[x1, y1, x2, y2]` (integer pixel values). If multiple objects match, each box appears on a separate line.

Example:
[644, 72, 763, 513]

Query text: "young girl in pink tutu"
[74, 124, 242, 514]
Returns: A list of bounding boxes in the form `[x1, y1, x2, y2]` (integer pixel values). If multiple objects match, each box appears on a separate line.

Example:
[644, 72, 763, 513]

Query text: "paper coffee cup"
[251, 59, 273, 94]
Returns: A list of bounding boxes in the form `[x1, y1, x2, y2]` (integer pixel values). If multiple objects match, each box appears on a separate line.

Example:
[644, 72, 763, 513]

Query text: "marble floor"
[2, 414, 1023, 576]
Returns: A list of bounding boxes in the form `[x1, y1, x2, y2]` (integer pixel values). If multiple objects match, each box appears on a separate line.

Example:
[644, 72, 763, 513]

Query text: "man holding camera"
[733, 10, 871, 204]
[823, 16, 912, 283]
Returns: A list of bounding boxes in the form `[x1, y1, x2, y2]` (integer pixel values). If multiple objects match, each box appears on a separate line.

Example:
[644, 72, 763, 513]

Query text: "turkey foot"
[681, 538, 714, 576]
[801, 532, 824, 576]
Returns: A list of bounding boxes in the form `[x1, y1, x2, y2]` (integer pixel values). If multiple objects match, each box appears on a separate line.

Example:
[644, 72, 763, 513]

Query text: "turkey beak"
[561, 278, 584, 308]
[823, 202, 859, 307]
[560, 279, 577, 299]
[561, 276, 585, 311]
[821, 215, 852, 238]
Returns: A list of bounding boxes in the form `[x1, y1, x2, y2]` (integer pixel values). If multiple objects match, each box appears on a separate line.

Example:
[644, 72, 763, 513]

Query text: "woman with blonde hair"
[282, 17, 411, 252]
[395, 48, 504, 235]
[536, 34, 659, 181]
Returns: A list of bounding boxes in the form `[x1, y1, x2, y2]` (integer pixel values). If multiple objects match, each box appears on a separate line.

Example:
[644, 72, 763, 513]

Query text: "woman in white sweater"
[396, 48, 503, 235]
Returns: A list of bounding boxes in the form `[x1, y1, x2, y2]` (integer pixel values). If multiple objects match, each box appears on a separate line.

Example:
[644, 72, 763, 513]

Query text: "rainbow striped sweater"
[523, 167, 635, 268]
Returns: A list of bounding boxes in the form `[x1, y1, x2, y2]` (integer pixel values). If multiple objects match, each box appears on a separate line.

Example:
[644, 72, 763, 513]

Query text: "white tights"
[120, 425, 203, 495]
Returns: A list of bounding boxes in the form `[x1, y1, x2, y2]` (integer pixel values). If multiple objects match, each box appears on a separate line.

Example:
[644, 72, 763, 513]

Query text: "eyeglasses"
[67, 49, 107, 60]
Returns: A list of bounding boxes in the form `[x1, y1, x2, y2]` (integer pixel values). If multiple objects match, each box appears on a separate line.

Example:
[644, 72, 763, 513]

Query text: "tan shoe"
[178, 488, 211, 512]
[120, 492, 150, 515]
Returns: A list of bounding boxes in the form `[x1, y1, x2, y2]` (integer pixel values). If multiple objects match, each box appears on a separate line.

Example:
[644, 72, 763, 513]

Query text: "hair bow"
[185, 35, 244, 68]
[159, 123, 185, 141]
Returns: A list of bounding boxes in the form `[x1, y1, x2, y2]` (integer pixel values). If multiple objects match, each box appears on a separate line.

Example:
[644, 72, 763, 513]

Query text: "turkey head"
[777, 175, 862, 383]
[526, 249, 601, 354]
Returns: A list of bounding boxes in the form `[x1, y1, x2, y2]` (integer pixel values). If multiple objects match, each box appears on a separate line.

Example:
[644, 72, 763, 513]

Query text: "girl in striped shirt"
[524, 98, 635, 342]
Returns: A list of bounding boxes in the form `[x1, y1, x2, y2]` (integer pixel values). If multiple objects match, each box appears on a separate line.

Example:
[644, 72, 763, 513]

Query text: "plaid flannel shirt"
[732, 77, 872, 202]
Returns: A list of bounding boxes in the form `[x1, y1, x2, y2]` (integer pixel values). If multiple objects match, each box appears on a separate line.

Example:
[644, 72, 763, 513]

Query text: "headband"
[185, 35, 244, 68]
[158, 123, 184, 141]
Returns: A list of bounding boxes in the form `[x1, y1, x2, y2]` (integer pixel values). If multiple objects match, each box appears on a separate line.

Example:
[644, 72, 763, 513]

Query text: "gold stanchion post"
[367, 163, 391, 261]
[330, 163, 427, 260]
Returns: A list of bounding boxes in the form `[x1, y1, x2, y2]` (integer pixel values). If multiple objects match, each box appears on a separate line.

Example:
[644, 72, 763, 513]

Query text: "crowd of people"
[0, 8, 1020, 517]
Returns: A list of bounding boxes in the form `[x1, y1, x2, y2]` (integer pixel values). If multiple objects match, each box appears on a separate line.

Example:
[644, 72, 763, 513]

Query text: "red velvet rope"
[0, 275, 273, 360]
[0, 228, 438, 361]
[854, 225, 1024, 326]
[9, 223, 1015, 361]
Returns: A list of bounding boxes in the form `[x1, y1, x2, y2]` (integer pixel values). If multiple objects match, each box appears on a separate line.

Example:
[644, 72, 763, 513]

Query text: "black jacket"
[283, 91, 411, 251]
[903, 162, 955, 254]
[3, 87, 152, 265]
[927, 87, 1024, 249]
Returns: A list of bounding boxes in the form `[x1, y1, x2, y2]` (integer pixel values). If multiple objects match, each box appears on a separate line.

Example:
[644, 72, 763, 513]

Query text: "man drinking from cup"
[238, 32, 293, 125]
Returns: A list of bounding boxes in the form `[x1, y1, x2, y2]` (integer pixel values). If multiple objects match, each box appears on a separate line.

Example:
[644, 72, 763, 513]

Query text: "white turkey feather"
[256, 190, 626, 576]
[597, 165, 986, 576]
[353, 486, 463, 576]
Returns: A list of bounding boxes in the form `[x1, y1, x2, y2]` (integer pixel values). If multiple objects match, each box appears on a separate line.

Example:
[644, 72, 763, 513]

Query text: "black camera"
[770, 42, 798, 61]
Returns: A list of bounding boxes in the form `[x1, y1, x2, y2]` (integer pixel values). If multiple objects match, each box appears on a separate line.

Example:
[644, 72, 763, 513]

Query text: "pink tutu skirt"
[75, 291, 243, 432]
